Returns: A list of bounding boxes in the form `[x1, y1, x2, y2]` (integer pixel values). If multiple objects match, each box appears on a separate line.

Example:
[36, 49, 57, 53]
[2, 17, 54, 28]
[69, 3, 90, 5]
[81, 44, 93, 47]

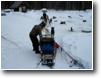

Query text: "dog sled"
[39, 35, 59, 66]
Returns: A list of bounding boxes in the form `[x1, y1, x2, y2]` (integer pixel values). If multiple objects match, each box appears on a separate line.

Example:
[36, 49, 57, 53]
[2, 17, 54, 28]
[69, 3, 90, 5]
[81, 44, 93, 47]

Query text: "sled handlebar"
[40, 35, 54, 38]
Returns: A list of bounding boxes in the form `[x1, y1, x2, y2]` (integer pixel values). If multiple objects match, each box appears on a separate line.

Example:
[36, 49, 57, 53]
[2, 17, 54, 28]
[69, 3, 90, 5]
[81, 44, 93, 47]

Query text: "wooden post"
[71, 27, 73, 31]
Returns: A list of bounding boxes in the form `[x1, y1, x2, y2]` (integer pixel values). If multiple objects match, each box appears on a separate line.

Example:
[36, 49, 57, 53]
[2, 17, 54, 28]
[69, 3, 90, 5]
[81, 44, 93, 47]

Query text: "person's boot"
[33, 49, 36, 51]
[35, 50, 40, 54]
[35, 46, 40, 54]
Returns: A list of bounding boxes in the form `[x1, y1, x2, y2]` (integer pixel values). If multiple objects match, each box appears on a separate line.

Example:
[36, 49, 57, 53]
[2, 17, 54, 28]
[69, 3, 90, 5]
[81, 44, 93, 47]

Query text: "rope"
[59, 46, 85, 69]
[59, 46, 75, 61]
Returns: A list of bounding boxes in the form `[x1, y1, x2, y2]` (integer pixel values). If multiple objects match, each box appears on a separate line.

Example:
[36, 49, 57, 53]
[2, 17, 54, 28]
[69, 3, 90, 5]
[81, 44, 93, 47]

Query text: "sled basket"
[40, 35, 54, 54]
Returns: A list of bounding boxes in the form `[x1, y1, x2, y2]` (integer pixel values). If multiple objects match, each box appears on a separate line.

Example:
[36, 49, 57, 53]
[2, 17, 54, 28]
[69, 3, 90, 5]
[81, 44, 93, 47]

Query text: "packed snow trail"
[1, 35, 21, 49]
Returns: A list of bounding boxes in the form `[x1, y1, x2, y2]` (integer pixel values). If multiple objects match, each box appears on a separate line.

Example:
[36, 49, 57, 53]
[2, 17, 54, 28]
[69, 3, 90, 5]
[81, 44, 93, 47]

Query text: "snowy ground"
[1, 9, 92, 70]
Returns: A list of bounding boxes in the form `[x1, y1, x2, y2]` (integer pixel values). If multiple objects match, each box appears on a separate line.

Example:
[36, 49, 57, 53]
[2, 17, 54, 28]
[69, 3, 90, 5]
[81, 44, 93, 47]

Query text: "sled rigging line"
[59, 46, 75, 61]
[56, 43, 85, 69]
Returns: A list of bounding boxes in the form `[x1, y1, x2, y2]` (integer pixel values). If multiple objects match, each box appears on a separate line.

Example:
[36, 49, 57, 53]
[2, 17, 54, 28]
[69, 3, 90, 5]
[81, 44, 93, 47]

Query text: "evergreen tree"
[1, 1, 92, 10]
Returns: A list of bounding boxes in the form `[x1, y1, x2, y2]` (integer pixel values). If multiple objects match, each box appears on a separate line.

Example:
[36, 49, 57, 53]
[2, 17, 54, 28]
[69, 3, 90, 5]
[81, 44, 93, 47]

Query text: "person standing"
[29, 21, 46, 54]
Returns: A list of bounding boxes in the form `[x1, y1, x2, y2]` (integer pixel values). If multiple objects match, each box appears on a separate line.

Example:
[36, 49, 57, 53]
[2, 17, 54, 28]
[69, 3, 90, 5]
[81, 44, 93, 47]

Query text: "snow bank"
[61, 32, 92, 69]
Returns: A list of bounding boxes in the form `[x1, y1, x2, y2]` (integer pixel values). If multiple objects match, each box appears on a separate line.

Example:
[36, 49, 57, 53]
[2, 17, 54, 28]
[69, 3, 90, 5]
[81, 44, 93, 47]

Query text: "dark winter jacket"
[30, 25, 42, 37]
